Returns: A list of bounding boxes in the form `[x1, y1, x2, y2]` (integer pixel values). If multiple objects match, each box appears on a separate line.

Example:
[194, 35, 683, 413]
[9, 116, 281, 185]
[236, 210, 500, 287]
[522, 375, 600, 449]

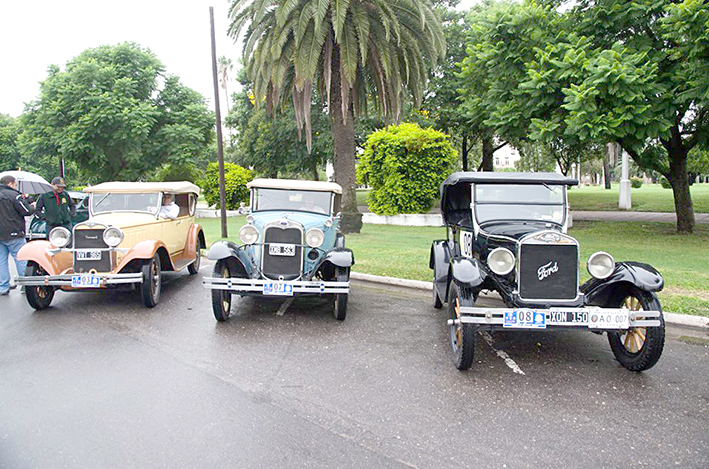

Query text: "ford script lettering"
[537, 261, 559, 281]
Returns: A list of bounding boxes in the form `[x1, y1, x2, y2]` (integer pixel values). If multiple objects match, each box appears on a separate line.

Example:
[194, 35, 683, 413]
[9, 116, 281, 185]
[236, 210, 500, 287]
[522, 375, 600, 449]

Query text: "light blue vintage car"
[203, 179, 354, 322]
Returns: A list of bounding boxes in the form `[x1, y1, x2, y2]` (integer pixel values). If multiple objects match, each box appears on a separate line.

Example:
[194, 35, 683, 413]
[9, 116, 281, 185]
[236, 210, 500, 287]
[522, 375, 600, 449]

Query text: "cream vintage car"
[16, 181, 206, 309]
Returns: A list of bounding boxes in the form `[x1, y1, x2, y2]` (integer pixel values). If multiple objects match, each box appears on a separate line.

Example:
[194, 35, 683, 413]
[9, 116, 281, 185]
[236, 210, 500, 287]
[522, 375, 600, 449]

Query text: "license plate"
[263, 282, 294, 296]
[77, 250, 102, 260]
[71, 274, 101, 288]
[548, 310, 589, 325]
[268, 243, 296, 257]
[504, 309, 546, 329]
[588, 311, 629, 329]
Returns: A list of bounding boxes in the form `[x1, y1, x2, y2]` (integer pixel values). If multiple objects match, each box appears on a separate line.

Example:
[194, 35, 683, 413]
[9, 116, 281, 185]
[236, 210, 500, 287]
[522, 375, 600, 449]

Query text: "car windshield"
[474, 184, 565, 224]
[91, 192, 161, 215]
[254, 189, 332, 214]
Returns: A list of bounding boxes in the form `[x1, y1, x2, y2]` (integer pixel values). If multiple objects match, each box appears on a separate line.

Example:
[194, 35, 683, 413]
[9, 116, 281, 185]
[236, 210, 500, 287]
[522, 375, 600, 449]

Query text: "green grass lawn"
[198, 217, 708, 316]
[568, 183, 709, 212]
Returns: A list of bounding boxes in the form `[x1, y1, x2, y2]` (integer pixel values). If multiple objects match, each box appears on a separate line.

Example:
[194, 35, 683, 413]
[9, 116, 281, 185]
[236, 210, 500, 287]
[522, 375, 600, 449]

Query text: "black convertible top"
[440, 172, 577, 227]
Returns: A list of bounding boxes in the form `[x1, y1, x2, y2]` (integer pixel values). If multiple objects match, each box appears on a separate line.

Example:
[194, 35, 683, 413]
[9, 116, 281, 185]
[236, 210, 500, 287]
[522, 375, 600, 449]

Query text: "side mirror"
[237, 202, 251, 215]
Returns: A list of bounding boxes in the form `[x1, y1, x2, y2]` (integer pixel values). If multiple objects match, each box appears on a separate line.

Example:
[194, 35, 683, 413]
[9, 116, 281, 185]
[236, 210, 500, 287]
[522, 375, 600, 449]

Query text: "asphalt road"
[1, 260, 707, 468]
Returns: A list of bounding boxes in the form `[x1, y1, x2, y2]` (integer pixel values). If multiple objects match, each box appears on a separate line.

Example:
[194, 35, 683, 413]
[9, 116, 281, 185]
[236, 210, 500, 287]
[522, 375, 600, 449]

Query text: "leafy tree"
[228, 0, 445, 232]
[200, 162, 253, 210]
[357, 123, 457, 215]
[218, 56, 234, 113]
[0, 114, 22, 171]
[19, 43, 214, 184]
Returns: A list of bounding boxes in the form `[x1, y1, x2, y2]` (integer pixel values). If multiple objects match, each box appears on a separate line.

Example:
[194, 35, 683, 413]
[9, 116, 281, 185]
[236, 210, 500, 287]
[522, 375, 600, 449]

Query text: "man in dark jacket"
[35, 176, 75, 235]
[0, 175, 34, 295]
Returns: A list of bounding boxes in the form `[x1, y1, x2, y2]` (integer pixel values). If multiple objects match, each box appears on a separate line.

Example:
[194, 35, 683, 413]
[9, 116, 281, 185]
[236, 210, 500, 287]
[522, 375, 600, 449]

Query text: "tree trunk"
[461, 134, 469, 171]
[329, 46, 362, 233]
[310, 164, 319, 181]
[667, 146, 694, 233]
[603, 150, 611, 189]
[480, 134, 494, 172]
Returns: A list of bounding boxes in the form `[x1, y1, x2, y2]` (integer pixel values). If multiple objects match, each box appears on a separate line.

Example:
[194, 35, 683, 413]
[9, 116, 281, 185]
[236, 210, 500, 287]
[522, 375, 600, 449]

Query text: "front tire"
[212, 260, 232, 322]
[24, 262, 55, 310]
[447, 282, 476, 370]
[188, 238, 201, 275]
[607, 287, 665, 372]
[333, 267, 349, 321]
[141, 254, 162, 308]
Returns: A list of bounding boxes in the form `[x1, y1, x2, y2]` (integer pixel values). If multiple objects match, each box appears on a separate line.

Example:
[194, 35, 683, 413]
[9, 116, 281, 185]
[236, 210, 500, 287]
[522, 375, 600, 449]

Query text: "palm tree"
[217, 56, 234, 112]
[228, 0, 445, 232]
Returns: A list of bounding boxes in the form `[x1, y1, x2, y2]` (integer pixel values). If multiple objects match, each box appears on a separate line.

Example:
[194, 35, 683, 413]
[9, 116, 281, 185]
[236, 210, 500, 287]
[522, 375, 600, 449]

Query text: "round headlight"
[48, 227, 71, 248]
[239, 224, 259, 245]
[487, 247, 515, 275]
[103, 227, 124, 247]
[305, 228, 325, 248]
[587, 251, 615, 279]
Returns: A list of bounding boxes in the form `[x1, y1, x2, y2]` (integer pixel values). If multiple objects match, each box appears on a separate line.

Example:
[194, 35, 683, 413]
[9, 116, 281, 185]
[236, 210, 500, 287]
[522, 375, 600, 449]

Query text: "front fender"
[450, 257, 485, 289]
[581, 261, 664, 306]
[430, 240, 451, 301]
[116, 240, 171, 272]
[314, 247, 354, 271]
[17, 241, 71, 276]
[206, 241, 250, 278]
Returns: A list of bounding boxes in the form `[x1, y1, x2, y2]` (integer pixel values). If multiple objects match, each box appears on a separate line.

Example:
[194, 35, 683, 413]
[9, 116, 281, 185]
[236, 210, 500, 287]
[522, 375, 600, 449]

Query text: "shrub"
[150, 163, 200, 183]
[660, 177, 672, 189]
[200, 162, 253, 209]
[630, 176, 643, 189]
[356, 123, 457, 215]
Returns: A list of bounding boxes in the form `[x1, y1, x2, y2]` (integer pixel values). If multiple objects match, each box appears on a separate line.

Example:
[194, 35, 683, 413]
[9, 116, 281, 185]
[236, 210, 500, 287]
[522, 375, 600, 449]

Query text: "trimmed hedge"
[200, 162, 253, 209]
[630, 176, 643, 189]
[357, 123, 456, 215]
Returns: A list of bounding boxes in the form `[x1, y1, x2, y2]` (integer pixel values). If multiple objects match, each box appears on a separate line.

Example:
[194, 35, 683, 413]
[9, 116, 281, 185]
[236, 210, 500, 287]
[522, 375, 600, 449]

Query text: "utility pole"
[210, 6, 228, 238]
[618, 143, 631, 209]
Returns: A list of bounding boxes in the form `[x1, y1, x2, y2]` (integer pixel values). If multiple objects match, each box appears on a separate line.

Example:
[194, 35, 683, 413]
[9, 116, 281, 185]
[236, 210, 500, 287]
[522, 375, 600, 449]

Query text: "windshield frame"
[89, 192, 162, 217]
[472, 183, 568, 226]
[252, 188, 334, 215]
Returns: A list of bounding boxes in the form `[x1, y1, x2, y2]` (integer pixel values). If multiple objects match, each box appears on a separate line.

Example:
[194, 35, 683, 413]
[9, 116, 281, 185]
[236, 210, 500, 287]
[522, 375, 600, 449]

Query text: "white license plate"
[268, 243, 296, 257]
[504, 309, 546, 329]
[71, 274, 101, 288]
[263, 282, 293, 296]
[588, 311, 629, 329]
[77, 250, 102, 260]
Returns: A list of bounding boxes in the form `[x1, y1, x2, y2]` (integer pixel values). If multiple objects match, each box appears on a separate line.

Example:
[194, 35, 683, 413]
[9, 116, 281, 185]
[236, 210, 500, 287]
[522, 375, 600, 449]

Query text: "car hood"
[84, 212, 159, 229]
[480, 221, 562, 240]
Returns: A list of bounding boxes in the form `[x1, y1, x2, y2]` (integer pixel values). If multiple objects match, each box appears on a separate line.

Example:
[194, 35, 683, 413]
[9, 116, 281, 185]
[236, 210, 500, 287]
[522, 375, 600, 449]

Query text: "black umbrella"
[0, 170, 53, 194]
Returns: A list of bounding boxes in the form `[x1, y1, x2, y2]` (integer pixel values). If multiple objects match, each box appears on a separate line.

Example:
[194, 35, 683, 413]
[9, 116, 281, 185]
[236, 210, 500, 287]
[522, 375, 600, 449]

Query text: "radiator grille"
[519, 244, 578, 300]
[73, 228, 111, 273]
[262, 227, 302, 280]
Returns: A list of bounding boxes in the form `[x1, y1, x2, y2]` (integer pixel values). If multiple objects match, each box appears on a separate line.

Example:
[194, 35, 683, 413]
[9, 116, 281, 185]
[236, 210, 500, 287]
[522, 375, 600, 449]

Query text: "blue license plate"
[504, 310, 546, 329]
[71, 274, 101, 288]
[263, 282, 293, 296]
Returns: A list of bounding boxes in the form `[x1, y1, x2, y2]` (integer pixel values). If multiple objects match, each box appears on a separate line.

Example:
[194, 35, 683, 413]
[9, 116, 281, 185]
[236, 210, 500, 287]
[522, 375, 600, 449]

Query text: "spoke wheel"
[188, 239, 201, 275]
[447, 282, 475, 370]
[211, 260, 232, 322]
[607, 287, 665, 372]
[141, 254, 162, 308]
[24, 263, 55, 310]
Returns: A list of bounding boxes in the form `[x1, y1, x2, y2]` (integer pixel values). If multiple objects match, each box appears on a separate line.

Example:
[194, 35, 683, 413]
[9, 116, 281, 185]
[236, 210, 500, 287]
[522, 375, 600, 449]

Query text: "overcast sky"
[0, 0, 477, 118]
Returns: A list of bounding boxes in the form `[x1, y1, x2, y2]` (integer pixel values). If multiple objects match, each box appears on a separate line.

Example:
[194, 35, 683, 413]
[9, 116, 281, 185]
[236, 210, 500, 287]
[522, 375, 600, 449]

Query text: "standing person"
[0, 175, 34, 295]
[35, 177, 76, 235]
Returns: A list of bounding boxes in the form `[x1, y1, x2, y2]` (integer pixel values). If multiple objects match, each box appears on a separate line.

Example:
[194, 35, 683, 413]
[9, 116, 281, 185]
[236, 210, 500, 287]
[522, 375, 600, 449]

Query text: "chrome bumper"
[448, 306, 662, 330]
[202, 277, 350, 294]
[15, 273, 143, 287]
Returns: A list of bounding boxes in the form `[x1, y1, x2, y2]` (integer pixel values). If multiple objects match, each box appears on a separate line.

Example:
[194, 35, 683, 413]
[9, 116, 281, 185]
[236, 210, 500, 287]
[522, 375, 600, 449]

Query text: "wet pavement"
[1, 260, 707, 468]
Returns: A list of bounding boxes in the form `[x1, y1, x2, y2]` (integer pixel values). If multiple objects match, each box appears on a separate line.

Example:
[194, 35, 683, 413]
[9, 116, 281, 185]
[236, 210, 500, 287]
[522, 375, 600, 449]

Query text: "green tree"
[201, 162, 253, 209]
[0, 114, 22, 171]
[357, 123, 457, 215]
[229, 0, 445, 232]
[218, 56, 234, 113]
[19, 43, 214, 183]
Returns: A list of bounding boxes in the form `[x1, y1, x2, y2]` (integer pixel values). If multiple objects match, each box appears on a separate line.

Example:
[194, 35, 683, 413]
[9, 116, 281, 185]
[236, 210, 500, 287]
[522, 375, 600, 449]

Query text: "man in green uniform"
[35, 177, 76, 236]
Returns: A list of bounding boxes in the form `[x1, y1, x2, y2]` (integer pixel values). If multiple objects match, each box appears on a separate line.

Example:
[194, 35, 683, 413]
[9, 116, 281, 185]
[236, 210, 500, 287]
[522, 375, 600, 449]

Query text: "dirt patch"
[664, 286, 709, 301]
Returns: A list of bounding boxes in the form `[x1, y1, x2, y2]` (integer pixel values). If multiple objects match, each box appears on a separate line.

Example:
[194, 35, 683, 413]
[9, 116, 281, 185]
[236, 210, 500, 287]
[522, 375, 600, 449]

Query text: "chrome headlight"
[487, 247, 515, 275]
[587, 251, 615, 279]
[239, 224, 259, 245]
[305, 228, 325, 248]
[103, 227, 124, 247]
[48, 227, 71, 248]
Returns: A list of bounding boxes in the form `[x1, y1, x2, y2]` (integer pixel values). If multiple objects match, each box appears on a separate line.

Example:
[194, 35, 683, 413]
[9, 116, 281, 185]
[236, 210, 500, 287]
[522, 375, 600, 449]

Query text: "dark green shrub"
[660, 177, 672, 189]
[357, 123, 457, 215]
[630, 176, 643, 189]
[200, 162, 253, 209]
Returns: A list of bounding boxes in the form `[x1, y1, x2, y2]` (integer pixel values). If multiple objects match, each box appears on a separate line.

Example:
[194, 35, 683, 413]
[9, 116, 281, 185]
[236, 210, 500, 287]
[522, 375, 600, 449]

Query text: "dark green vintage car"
[26, 191, 90, 240]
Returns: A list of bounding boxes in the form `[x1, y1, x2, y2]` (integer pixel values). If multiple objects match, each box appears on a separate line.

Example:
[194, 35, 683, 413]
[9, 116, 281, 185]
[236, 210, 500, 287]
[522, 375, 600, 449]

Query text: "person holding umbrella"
[0, 175, 34, 295]
[35, 177, 76, 236]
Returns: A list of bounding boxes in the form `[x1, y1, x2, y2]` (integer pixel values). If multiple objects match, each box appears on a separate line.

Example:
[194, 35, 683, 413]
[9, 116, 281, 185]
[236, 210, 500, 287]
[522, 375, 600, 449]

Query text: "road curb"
[350, 271, 709, 331]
